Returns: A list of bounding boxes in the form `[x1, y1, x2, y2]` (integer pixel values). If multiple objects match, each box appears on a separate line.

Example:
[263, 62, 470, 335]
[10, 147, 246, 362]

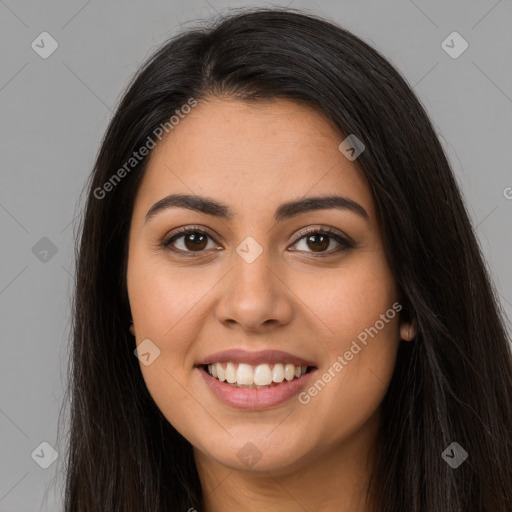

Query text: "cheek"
[127, 253, 201, 398]
[128, 250, 213, 340]
[298, 253, 398, 340]
[332, 264, 400, 381]
[302, 315, 399, 447]
[129, 262, 208, 430]
[298, 257, 400, 422]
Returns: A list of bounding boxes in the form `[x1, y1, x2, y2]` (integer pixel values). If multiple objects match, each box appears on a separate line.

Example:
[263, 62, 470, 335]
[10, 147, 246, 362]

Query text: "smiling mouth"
[201, 362, 316, 389]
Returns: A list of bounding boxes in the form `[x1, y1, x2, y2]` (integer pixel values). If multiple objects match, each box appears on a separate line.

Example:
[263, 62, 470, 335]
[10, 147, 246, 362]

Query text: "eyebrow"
[144, 193, 369, 224]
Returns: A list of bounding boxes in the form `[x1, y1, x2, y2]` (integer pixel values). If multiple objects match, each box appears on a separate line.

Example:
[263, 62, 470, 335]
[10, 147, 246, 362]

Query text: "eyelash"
[160, 225, 354, 258]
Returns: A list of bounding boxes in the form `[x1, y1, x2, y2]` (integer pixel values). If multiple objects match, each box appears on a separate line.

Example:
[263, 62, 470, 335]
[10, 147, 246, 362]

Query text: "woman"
[61, 7, 512, 511]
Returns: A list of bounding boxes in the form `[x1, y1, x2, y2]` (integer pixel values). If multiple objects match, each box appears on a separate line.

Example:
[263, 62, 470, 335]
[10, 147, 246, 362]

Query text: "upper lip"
[196, 349, 317, 367]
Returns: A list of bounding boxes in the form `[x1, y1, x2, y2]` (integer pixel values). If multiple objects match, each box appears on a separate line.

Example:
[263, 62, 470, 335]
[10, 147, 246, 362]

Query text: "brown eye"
[304, 233, 330, 252]
[161, 226, 353, 258]
[291, 228, 354, 256]
[163, 228, 217, 254]
[181, 232, 208, 251]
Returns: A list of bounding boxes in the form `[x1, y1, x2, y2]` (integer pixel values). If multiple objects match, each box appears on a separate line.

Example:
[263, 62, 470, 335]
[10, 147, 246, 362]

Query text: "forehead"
[133, 98, 376, 223]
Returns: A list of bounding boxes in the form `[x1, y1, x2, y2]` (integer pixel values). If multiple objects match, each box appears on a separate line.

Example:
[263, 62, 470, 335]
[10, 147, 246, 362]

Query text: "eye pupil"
[184, 233, 207, 251]
[307, 234, 329, 252]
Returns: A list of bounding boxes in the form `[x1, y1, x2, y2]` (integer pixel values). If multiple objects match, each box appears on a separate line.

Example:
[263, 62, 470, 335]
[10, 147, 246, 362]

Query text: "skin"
[126, 97, 416, 512]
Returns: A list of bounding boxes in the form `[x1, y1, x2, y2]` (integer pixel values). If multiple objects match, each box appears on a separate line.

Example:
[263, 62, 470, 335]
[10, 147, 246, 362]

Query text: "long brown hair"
[59, 7, 512, 511]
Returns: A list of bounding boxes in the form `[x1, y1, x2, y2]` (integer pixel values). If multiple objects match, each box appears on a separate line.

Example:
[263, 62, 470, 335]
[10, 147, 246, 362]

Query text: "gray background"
[1, 0, 511, 510]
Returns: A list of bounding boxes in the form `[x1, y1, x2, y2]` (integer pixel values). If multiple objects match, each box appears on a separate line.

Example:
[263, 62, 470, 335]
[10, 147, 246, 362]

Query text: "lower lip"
[197, 366, 317, 410]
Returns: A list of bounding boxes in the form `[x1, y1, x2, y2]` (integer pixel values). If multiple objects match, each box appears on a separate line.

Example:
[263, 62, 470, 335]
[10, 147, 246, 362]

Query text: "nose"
[215, 246, 294, 333]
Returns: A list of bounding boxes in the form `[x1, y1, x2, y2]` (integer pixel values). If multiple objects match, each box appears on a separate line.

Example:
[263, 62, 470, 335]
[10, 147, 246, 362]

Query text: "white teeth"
[225, 362, 237, 383]
[236, 363, 254, 385]
[253, 364, 273, 386]
[272, 363, 285, 383]
[216, 363, 226, 382]
[206, 361, 309, 387]
[284, 364, 295, 381]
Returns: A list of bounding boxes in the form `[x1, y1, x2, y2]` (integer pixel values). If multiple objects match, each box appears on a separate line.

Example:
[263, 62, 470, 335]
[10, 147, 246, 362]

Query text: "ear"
[129, 322, 135, 336]
[399, 320, 417, 341]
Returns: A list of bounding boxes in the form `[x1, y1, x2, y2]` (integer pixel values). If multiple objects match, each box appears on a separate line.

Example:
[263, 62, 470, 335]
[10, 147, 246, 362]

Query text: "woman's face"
[127, 97, 412, 474]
